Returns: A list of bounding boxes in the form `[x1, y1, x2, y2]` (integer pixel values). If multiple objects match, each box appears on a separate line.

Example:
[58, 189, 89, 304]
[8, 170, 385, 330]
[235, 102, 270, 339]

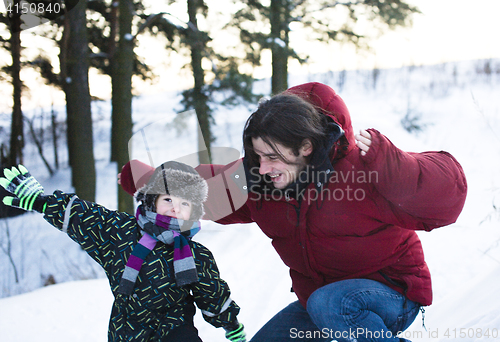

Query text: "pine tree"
[61, 0, 96, 201]
[231, 0, 420, 94]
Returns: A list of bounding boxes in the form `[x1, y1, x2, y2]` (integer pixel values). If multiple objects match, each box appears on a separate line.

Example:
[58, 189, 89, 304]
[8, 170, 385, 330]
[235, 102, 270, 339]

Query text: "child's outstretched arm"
[1, 164, 136, 274]
[0, 165, 48, 213]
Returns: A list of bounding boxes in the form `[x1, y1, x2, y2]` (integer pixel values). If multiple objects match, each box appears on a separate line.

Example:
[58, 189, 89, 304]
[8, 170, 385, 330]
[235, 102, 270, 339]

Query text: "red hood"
[285, 82, 356, 155]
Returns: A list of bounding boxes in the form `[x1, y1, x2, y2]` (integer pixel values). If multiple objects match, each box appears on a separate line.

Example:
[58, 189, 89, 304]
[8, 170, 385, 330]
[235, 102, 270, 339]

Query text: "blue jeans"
[250, 279, 420, 342]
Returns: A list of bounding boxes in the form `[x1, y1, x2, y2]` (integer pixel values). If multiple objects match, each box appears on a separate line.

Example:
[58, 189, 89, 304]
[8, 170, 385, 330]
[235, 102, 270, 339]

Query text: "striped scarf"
[117, 206, 201, 295]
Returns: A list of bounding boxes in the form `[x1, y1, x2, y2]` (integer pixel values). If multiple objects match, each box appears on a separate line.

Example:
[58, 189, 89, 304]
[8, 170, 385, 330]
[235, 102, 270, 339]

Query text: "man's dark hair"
[243, 93, 330, 169]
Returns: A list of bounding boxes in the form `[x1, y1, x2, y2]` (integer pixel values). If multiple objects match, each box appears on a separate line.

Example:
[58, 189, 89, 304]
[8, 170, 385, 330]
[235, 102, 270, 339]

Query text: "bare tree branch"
[0, 221, 20, 283]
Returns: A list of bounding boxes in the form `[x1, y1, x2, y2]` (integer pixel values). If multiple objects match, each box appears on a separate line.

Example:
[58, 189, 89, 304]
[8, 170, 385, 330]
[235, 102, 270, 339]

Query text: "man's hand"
[355, 129, 372, 156]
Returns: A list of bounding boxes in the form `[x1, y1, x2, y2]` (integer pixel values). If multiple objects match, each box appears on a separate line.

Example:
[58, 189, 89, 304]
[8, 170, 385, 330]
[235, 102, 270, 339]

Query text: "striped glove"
[0, 165, 47, 213]
[224, 322, 246, 342]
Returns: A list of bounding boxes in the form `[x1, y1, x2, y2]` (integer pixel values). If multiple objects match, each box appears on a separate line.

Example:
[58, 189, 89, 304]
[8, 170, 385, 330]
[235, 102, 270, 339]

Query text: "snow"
[1, 59, 500, 341]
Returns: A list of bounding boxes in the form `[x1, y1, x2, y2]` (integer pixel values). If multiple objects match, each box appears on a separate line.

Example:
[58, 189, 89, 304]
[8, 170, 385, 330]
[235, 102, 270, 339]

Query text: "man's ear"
[300, 139, 313, 157]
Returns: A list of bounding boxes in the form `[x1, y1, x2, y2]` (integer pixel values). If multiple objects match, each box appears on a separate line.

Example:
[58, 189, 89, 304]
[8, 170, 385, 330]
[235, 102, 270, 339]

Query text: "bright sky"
[324, 0, 500, 71]
[146, 0, 500, 87]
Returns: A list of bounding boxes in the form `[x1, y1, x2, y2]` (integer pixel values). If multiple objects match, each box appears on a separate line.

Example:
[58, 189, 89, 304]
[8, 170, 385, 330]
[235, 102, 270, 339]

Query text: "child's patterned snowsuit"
[43, 191, 240, 341]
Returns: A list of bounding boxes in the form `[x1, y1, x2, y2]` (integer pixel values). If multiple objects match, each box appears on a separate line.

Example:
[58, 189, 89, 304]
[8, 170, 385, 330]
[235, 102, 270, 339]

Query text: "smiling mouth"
[269, 173, 281, 180]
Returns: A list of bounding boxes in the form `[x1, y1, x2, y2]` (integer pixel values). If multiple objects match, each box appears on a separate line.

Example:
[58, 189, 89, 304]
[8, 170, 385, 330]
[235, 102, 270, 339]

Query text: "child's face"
[155, 194, 193, 220]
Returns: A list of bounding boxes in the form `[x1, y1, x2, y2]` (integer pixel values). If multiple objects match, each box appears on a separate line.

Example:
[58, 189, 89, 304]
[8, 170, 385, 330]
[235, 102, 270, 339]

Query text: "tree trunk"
[61, 0, 96, 201]
[0, 0, 26, 218]
[187, 0, 211, 164]
[270, 0, 289, 94]
[111, 0, 134, 213]
[51, 104, 59, 169]
[8, 0, 23, 167]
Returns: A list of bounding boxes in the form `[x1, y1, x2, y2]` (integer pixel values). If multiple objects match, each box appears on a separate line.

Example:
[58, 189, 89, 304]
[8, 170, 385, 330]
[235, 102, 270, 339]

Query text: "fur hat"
[134, 161, 208, 221]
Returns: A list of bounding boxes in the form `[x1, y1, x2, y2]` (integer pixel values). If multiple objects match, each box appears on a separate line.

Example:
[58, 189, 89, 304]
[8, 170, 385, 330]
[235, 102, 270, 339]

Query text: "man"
[121, 82, 467, 341]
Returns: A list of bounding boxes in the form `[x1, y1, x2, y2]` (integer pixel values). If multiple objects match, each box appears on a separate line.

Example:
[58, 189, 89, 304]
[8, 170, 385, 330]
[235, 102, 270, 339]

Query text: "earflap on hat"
[135, 192, 158, 212]
[134, 161, 208, 221]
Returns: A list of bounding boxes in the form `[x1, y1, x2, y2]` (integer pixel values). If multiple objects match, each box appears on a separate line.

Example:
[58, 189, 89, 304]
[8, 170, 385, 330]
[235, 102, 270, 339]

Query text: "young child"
[0, 162, 246, 342]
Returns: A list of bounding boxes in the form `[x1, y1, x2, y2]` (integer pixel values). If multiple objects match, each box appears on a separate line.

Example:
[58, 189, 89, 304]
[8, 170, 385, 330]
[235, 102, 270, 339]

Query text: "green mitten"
[0, 165, 47, 212]
[224, 322, 246, 342]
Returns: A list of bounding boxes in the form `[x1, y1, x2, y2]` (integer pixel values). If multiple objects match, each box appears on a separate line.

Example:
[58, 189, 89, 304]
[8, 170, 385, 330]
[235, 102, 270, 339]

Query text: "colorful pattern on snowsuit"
[43, 190, 240, 341]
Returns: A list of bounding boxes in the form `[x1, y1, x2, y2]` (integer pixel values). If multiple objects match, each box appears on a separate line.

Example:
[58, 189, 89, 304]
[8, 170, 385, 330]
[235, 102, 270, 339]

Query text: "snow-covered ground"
[1, 59, 500, 341]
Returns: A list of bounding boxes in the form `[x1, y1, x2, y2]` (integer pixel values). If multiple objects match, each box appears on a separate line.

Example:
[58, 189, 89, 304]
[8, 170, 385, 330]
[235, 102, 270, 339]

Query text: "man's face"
[251, 137, 312, 190]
